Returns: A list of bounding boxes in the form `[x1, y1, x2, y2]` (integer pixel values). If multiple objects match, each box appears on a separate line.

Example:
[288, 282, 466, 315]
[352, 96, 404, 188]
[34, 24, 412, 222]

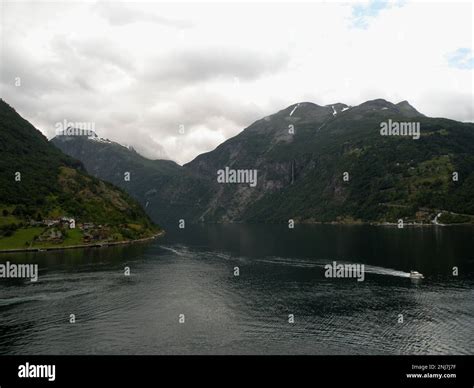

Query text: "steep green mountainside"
[0, 99, 159, 248]
[246, 106, 473, 223]
[53, 99, 474, 225]
[183, 99, 474, 223]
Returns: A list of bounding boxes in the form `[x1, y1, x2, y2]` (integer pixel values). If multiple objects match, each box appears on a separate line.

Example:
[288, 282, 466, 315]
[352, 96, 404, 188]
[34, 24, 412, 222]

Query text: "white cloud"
[1, 0, 472, 165]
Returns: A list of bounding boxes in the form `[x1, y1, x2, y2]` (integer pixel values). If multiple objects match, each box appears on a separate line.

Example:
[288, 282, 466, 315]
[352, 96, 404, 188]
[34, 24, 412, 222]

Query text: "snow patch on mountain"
[289, 104, 300, 117]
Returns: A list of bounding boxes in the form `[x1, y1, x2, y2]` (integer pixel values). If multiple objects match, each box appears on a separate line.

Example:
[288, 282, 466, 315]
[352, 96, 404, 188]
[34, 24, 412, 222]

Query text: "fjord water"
[0, 225, 472, 355]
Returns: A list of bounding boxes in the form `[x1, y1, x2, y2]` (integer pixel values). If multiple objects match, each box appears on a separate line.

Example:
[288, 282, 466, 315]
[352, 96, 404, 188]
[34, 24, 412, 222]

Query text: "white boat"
[410, 270, 424, 279]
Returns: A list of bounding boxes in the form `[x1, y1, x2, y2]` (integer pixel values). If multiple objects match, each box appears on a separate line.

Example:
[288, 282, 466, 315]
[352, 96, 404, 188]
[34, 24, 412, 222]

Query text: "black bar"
[0, 355, 471, 387]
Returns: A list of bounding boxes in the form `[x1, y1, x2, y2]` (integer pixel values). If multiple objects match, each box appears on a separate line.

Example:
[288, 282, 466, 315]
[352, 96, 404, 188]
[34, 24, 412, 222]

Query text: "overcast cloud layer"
[1, 0, 473, 164]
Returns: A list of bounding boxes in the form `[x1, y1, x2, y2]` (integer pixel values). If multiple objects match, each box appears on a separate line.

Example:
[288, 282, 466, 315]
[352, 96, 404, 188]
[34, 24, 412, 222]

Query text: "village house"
[43, 219, 60, 227]
[60, 217, 75, 229]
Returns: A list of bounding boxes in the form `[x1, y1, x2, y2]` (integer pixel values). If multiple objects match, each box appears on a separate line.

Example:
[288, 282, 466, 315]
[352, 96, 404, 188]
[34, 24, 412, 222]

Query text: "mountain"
[0, 99, 159, 249]
[395, 100, 425, 117]
[52, 132, 213, 224]
[52, 99, 474, 225]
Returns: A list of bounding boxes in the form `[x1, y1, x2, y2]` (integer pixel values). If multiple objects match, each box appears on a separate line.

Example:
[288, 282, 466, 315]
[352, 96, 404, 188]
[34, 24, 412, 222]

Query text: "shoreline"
[197, 220, 474, 226]
[300, 220, 474, 227]
[0, 230, 165, 254]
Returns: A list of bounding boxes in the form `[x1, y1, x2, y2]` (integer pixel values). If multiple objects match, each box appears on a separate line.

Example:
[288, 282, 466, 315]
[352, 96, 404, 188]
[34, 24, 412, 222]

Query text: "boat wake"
[158, 245, 413, 279]
[159, 245, 189, 256]
[362, 265, 411, 278]
[259, 257, 411, 278]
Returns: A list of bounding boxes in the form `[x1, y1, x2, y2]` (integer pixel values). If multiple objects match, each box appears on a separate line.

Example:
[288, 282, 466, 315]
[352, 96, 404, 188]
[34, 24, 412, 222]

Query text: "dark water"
[0, 224, 473, 355]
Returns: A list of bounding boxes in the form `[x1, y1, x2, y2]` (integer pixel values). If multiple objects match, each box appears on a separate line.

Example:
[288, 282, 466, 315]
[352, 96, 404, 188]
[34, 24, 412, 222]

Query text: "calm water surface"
[0, 224, 473, 355]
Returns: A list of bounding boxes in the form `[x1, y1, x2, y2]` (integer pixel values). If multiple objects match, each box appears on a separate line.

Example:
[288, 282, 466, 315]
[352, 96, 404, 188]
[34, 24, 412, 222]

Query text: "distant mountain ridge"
[52, 98, 474, 225]
[53, 132, 213, 225]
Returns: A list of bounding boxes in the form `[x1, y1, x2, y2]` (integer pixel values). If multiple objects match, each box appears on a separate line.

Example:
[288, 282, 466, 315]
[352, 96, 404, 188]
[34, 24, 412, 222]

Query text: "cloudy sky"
[1, 0, 473, 164]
